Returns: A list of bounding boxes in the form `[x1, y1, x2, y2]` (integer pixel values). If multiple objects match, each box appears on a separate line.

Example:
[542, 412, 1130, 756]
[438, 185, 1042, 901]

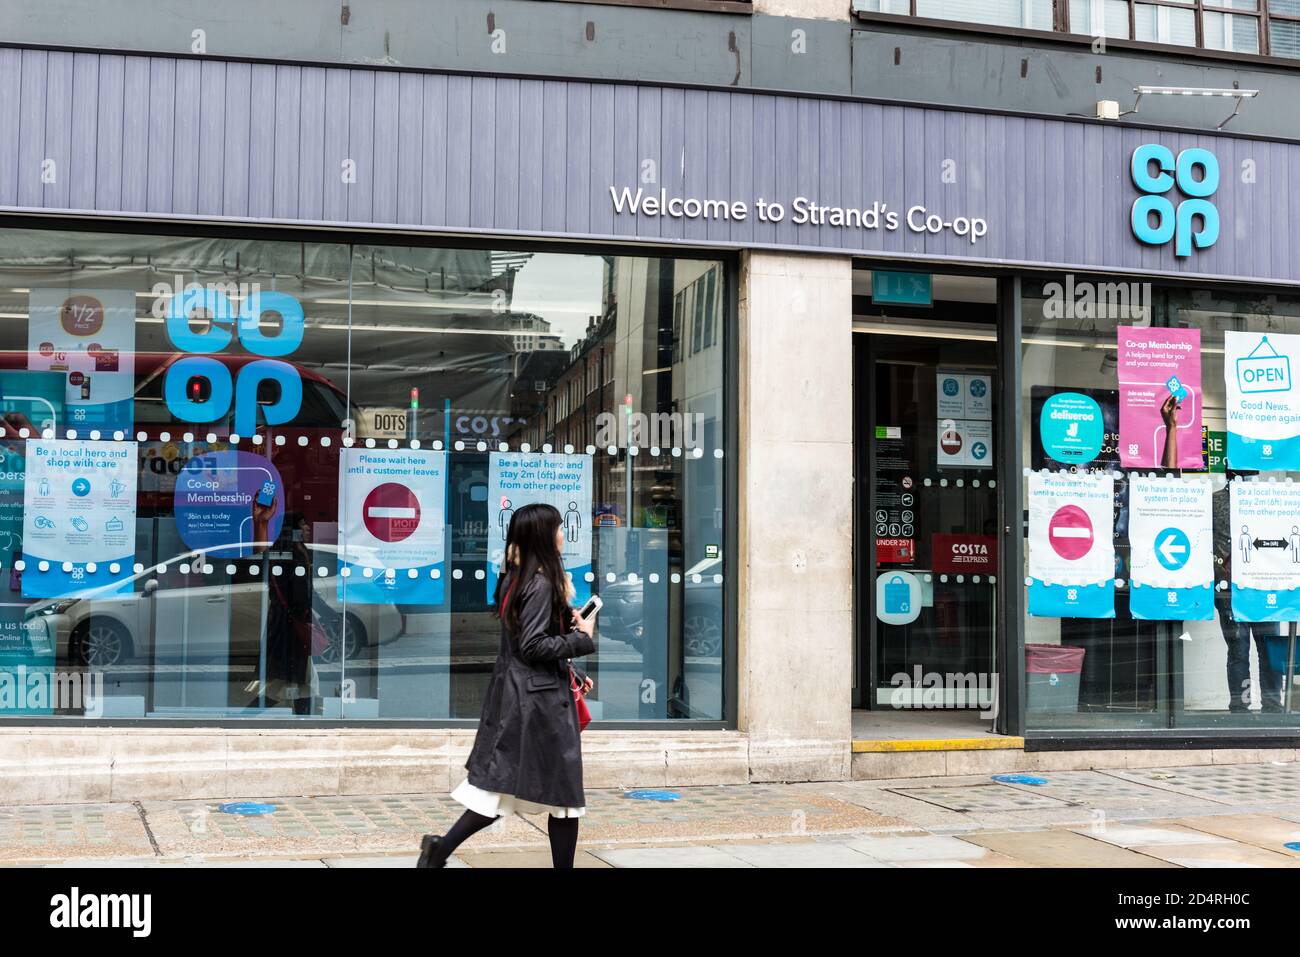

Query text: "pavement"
[6, 759, 1300, 868]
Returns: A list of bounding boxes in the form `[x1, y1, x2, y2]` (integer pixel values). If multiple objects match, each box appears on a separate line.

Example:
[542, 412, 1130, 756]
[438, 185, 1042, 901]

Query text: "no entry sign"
[362, 482, 421, 542]
[1048, 504, 1094, 561]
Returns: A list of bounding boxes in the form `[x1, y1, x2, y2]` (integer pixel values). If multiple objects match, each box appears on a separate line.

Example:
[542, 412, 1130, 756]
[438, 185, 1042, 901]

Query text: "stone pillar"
[737, 251, 854, 782]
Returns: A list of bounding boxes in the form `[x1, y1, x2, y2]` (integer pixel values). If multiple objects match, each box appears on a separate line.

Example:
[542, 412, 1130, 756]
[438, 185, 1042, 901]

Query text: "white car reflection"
[22, 544, 404, 668]
[596, 556, 724, 658]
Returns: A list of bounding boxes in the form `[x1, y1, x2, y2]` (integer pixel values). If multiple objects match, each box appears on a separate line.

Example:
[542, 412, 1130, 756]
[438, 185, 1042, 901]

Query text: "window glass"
[915, 0, 1055, 30]
[1269, 17, 1300, 56]
[1021, 278, 1300, 730]
[1069, 0, 1134, 37]
[0, 228, 727, 723]
[1134, 3, 1198, 44]
[1202, 11, 1260, 51]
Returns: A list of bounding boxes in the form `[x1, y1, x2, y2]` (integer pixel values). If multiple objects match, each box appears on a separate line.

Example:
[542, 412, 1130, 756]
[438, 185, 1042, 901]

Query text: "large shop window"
[1022, 278, 1300, 730]
[0, 227, 727, 722]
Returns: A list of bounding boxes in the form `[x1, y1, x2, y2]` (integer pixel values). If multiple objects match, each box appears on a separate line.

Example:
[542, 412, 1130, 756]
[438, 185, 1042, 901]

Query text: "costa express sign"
[931, 533, 997, 575]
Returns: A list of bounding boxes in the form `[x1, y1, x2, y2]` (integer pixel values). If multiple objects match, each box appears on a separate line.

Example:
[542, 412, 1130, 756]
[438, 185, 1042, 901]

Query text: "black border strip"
[1028, 732, 1300, 750]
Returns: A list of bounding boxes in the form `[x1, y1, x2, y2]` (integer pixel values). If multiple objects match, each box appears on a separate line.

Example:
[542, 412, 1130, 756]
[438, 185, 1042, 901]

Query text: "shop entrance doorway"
[852, 271, 1003, 722]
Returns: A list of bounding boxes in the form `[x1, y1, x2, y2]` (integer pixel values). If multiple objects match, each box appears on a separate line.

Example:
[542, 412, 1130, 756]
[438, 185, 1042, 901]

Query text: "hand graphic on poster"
[1160, 391, 1183, 469]
[252, 490, 277, 551]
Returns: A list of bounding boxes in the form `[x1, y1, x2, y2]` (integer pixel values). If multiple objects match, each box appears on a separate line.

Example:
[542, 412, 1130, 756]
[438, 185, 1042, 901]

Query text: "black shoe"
[416, 834, 445, 869]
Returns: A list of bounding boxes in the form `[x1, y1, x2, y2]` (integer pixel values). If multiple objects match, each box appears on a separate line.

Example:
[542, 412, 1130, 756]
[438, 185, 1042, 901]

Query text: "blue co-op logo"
[1131, 145, 1219, 258]
[164, 288, 303, 435]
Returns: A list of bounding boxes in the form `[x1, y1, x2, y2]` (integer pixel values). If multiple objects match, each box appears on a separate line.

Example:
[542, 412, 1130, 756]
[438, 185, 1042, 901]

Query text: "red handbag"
[570, 666, 591, 731]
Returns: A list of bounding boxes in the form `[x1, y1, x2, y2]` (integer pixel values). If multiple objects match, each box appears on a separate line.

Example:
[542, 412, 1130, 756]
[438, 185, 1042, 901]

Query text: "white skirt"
[451, 778, 586, 819]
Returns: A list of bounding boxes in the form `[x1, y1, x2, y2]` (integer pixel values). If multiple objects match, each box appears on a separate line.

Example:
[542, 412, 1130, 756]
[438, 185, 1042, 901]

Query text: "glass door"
[853, 273, 1002, 711]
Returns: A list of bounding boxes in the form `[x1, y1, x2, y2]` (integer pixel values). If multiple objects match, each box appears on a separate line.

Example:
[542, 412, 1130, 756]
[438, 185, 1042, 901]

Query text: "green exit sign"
[872, 271, 932, 306]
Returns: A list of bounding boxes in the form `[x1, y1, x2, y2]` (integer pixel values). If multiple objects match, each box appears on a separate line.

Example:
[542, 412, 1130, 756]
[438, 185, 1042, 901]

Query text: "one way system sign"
[1128, 476, 1214, 621]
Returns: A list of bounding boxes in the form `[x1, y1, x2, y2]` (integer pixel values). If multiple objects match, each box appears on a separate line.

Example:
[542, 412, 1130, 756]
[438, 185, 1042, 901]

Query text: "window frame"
[854, 1, 1300, 64]
[0, 211, 739, 731]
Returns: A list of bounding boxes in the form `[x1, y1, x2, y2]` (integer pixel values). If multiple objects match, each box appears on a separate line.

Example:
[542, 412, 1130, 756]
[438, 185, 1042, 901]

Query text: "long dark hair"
[494, 502, 571, 636]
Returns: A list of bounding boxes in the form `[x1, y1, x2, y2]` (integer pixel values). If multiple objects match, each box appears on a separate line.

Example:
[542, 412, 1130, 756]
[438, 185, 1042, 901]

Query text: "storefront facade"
[0, 23, 1297, 797]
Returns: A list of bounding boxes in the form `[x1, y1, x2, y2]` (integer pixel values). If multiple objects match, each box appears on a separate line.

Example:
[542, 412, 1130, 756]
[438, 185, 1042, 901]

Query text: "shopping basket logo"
[1236, 336, 1292, 395]
[1130, 144, 1219, 257]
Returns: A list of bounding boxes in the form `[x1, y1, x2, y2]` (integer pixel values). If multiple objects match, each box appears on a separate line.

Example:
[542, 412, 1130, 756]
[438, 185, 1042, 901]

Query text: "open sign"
[1237, 337, 1292, 394]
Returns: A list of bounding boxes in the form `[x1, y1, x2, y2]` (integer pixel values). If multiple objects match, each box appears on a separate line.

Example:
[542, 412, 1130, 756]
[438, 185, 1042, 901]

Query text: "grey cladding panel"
[0, 46, 1291, 285]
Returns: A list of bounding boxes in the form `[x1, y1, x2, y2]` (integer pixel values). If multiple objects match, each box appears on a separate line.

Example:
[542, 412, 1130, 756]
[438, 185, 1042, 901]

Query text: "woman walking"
[417, 502, 597, 869]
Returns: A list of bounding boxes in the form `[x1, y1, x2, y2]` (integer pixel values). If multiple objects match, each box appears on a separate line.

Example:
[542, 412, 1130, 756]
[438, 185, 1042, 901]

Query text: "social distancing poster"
[1224, 330, 1300, 471]
[487, 452, 593, 606]
[1027, 471, 1116, 618]
[338, 448, 447, 605]
[1229, 480, 1300, 622]
[1128, 476, 1214, 621]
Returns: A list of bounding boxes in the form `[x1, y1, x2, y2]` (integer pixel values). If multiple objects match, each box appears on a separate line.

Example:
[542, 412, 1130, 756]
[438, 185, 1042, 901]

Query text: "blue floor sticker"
[992, 774, 1049, 786]
[219, 802, 278, 815]
[623, 790, 680, 802]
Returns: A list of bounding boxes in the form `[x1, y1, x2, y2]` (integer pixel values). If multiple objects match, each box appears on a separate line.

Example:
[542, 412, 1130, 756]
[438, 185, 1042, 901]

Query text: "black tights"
[434, 808, 580, 868]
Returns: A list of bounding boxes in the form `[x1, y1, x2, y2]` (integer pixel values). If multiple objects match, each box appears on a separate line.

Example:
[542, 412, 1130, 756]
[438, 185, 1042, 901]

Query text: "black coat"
[463, 570, 596, 807]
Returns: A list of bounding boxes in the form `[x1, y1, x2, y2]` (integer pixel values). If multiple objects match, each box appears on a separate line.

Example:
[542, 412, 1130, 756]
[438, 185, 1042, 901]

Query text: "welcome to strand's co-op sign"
[609, 187, 989, 244]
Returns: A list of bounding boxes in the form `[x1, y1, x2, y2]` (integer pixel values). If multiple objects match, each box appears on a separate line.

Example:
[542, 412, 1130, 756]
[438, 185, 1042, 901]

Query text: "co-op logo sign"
[1130, 144, 1219, 257]
[163, 286, 303, 435]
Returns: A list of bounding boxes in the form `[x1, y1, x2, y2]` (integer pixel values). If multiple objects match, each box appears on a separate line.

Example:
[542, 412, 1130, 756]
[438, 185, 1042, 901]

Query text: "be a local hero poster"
[1224, 330, 1300, 471]
[1229, 480, 1300, 622]
[487, 452, 592, 605]
[21, 440, 137, 598]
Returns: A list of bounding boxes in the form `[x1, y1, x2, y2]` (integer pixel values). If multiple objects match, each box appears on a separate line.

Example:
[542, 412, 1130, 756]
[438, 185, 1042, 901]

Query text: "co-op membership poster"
[487, 452, 593, 605]
[1117, 326, 1202, 469]
[338, 448, 447, 604]
[21, 439, 137, 598]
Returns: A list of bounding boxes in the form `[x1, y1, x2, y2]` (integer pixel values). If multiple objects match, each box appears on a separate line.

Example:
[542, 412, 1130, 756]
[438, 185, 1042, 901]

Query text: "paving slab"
[1075, 824, 1232, 848]
[528, 785, 899, 846]
[713, 840, 891, 868]
[1171, 814, 1300, 855]
[143, 794, 544, 859]
[1130, 841, 1300, 868]
[588, 845, 754, 868]
[843, 834, 989, 862]
[171, 858, 329, 867]
[962, 829, 1178, 867]
[0, 803, 154, 862]
[43, 857, 162, 868]
[452, 848, 611, 868]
